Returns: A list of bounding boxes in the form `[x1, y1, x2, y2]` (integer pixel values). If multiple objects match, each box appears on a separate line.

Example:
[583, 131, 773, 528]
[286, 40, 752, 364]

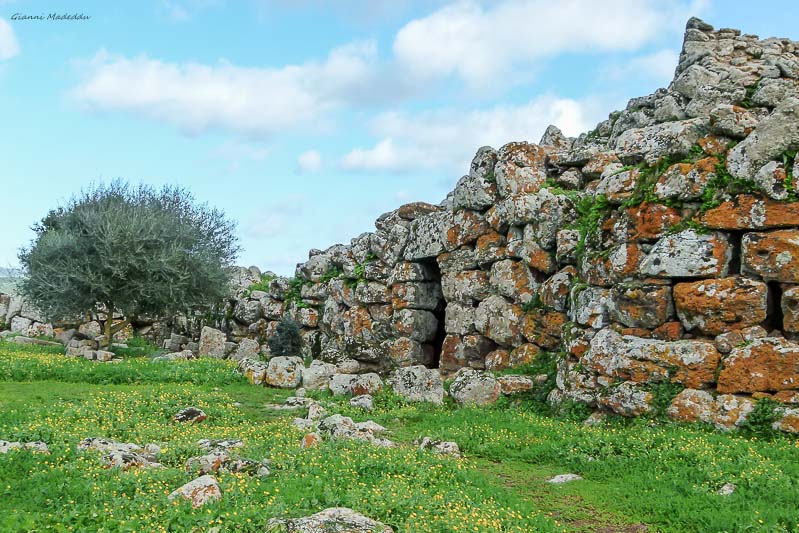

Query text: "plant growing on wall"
[17, 180, 239, 347]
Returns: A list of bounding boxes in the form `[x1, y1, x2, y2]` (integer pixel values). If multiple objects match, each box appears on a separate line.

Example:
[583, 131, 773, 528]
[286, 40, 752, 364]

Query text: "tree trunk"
[102, 302, 114, 348]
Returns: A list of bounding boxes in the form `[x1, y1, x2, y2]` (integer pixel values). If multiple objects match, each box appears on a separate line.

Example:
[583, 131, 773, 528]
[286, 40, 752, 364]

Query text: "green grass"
[0, 340, 797, 532]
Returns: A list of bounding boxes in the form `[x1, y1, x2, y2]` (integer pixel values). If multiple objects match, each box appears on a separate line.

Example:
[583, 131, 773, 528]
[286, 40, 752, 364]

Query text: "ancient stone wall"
[2, 18, 799, 432]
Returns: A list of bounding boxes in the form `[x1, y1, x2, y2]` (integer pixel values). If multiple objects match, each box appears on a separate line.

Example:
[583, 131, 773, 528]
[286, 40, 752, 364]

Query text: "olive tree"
[18, 181, 239, 347]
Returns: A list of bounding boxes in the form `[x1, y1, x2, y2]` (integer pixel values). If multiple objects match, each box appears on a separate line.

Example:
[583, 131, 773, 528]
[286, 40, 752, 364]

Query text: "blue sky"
[0, 0, 796, 275]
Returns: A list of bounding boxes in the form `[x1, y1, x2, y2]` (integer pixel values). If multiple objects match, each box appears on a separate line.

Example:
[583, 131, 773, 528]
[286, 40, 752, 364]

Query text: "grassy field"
[0, 340, 797, 532]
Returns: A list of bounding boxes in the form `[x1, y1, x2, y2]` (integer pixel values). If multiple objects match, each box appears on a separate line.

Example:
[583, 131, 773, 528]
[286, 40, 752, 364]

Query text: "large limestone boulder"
[741, 230, 799, 283]
[673, 277, 767, 335]
[582, 328, 720, 389]
[301, 360, 337, 390]
[449, 368, 500, 406]
[168, 475, 221, 508]
[198, 326, 227, 358]
[265, 356, 304, 388]
[717, 338, 799, 393]
[640, 230, 732, 278]
[389, 365, 444, 404]
[329, 373, 384, 396]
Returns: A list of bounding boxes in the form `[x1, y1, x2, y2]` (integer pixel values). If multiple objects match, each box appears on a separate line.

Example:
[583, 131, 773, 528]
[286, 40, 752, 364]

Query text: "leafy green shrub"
[647, 381, 685, 420]
[267, 316, 303, 357]
[740, 397, 781, 438]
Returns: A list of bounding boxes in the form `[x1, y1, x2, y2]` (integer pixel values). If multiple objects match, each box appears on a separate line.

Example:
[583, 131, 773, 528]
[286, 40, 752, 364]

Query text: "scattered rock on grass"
[349, 394, 374, 411]
[168, 475, 222, 508]
[0, 440, 49, 454]
[718, 483, 736, 496]
[174, 407, 207, 424]
[547, 473, 583, 484]
[415, 437, 461, 458]
[265, 507, 394, 533]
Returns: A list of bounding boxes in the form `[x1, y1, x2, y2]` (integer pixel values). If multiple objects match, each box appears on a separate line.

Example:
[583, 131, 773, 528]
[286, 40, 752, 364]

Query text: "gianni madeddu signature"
[11, 12, 91, 21]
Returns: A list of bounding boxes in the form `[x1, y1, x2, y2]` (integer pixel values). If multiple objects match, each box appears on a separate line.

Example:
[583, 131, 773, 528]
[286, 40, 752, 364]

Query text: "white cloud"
[297, 150, 322, 173]
[341, 94, 604, 173]
[393, 0, 701, 88]
[244, 194, 306, 238]
[603, 49, 679, 84]
[70, 40, 378, 136]
[0, 18, 20, 61]
[211, 140, 269, 170]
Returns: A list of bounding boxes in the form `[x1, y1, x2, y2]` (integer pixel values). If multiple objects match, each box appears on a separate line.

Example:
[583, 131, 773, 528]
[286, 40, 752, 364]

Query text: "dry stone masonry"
[2, 18, 799, 434]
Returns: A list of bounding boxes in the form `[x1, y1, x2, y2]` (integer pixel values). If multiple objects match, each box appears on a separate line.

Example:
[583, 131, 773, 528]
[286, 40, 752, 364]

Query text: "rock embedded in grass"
[449, 368, 500, 406]
[265, 507, 394, 533]
[0, 440, 49, 454]
[168, 475, 221, 508]
[349, 394, 374, 411]
[173, 406, 207, 424]
[388, 365, 444, 404]
[547, 474, 583, 484]
[415, 437, 462, 458]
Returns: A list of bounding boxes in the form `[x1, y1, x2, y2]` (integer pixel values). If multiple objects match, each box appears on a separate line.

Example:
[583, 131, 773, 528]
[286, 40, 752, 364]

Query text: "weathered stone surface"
[449, 368, 500, 406]
[539, 266, 576, 312]
[753, 161, 790, 201]
[389, 365, 444, 404]
[726, 97, 799, 179]
[494, 142, 548, 197]
[610, 283, 673, 329]
[393, 309, 438, 343]
[391, 282, 441, 311]
[742, 230, 799, 283]
[614, 118, 709, 165]
[622, 203, 683, 241]
[718, 338, 799, 393]
[783, 286, 799, 333]
[198, 326, 226, 358]
[595, 166, 638, 203]
[388, 337, 434, 367]
[668, 389, 754, 431]
[174, 407, 207, 424]
[508, 343, 541, 368]
[442, 270, 491, 303]
[673, 277, 768, 335]
[415, 436, 462, 458]
[640, 230, 731, 278]
[522, 309, 566, 350]
[701, 197, 799, 230]
[453, 173, 497, 211]
[388, 262, 436, 284]
[489, 259, 536, 302]
[569, 287, 611, 329]
[329, 373, 383, 396]
[654, 158, 716, 201]
[232, 338, 259, 361]
[709, 104, 759, 138]
[583, 328, 721, 388]
[168, 475, 221, 508]
[599, 381, 653, 416]
[444, 302, 476, 335]
[265, 356, 304, 388]
[498, 375, 534, 395]
[302, 360, 336, 390]
[440, 334, 495, 371]
[265, 507, 394, 533]
[474, 295, 524, 347]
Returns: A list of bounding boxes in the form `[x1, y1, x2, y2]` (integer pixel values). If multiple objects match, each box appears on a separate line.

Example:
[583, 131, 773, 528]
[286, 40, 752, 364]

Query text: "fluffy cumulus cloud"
[0, 18, 20, 61]
[341, 94, 604, 173]
[297, 150, 323, 173]
[393, 0, 700, 88]
[70, 41, 378, 136]
[603, 49, 680, 84]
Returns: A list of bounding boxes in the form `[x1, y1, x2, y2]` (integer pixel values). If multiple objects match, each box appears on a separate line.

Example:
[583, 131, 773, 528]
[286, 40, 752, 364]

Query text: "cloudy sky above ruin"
[0, 0, 795, 275]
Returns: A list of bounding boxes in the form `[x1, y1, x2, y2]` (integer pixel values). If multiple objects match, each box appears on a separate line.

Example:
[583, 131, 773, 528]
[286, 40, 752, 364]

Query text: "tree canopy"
[18, 181, 239, 345]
